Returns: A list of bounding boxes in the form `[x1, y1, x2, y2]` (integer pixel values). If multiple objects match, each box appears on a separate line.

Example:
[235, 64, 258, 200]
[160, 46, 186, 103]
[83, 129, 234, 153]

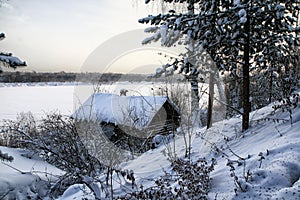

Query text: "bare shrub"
[119, 158, 216, 200]
[0, 112, 37, 147]
[1, 113, 104, 199]
[154, 79, 208, 159]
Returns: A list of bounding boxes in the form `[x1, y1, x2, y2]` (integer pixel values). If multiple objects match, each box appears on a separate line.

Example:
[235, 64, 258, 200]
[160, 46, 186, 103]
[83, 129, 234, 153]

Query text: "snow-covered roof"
[72, 93, 175, 129]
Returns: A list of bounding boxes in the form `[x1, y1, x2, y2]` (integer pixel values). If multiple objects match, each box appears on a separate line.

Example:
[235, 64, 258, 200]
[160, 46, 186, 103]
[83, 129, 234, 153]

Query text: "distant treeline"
[0, 71, 158, 83]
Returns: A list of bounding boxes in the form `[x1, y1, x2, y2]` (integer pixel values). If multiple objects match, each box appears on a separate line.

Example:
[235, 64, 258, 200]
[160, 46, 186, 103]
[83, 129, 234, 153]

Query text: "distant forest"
[0, 71, 158, 83]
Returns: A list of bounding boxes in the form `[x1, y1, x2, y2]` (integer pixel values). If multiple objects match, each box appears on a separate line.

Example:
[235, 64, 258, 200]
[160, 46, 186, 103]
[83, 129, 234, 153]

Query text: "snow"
[0, 53, 26, 67]
[155, 67, 162, 74]
[144, 26, 158, 33]
[72, 93, 171, 130]
[206, 116, 300, 199]
[160, 24, 168, 45]
[0, 146, 63, 198]
[238, 9, 247, 24]
[0, 84, 74, 121]
[175, 18, 181, 26]
[0, 84, 299, 199]
[234, 0, 240, 6]
[141, 25, 162, 45]
[0, 82, 184, 121]
[217, 19, 222, 26]
[58, 184, 94, 200]
[239, 16, 247, 24]
[118, 102, 300, 199]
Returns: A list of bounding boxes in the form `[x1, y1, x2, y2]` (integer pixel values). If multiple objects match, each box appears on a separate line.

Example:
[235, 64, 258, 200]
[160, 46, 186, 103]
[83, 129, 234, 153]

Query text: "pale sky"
[0, 0, 174, 73]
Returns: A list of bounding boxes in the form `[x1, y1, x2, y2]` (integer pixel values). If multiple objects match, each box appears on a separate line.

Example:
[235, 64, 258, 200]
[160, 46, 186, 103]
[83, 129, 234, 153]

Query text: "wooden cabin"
[72, 93, 180, 152]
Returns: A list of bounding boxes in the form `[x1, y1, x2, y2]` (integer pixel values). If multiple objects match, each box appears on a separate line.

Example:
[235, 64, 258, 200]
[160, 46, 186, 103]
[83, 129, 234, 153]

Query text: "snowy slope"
[0, 146, 63, 199]
[120, 103, 300, 199]
[206, 106, 300, 199]
[0, 101, 299, 199]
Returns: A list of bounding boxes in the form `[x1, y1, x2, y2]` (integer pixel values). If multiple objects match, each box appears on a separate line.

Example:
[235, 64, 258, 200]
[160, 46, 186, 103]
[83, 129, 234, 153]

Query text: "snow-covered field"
[0, 146, 63, 199]
[0, 82, 159, 121]
[0, 83, 299, 199]
[0, 81, 206, 121]
[0, 83, 75, 121]
[119, 103, 300, 199]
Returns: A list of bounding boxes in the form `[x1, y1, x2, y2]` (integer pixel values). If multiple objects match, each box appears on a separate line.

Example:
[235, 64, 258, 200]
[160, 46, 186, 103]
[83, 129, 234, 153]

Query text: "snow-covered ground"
[120, 103, 300, 199]
[0, 81, 201, 121]
[0, 83, 75, 121]
[0, 146, 63, 199]
[0, 82, 156, 121]
[1, 100, 299, 199]
[0, 84, 299, 199]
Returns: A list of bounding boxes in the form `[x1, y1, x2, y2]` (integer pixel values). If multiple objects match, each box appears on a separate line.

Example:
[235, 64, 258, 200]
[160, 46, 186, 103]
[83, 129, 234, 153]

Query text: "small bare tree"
[154, 78, 208, 159]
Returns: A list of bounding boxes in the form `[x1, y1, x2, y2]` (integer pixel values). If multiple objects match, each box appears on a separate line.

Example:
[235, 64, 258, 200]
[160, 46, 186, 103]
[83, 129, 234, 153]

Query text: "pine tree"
[139, 0, 299, 131]
[228, 0, 299, 130]
[0, 32, 26, 73]
[139, 0, 225, 128]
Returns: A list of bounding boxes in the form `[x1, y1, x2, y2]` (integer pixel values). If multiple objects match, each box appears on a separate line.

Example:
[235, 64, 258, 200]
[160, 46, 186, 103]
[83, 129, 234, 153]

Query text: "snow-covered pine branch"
[140, 0, 300, 130]
[0, 33, 26, 72]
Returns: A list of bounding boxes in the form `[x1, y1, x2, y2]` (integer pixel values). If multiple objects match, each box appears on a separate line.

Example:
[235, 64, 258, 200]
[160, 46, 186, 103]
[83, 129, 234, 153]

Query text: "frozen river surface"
[0, 84, 75, 120]
[0, 82, 172, 121]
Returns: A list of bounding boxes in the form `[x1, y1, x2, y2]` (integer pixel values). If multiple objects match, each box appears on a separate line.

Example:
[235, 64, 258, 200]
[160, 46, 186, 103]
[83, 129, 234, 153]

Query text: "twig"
[31, 170, 61, 179]
[1, 161, 27, 174]
[0, 188, 14, 200]
[274, 126, 283, 136]
[202, 90, 243, 115]
[199, 134, 230, 158]
[225, 143, 247, 161]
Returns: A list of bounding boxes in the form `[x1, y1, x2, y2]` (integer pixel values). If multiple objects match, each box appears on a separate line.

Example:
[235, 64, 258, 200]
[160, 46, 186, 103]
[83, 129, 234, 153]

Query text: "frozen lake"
[0, 83, 75, 121]
[0, 82, 190, 121]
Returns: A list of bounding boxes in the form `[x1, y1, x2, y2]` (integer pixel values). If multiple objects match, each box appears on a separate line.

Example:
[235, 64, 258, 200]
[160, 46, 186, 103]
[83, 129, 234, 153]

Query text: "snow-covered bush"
[1, 113, 104, 199]
[0, 112, 36, 147]
[75, 120, 125, 167]
[1, 113, 146, 199]
[119, 158, 216, 200]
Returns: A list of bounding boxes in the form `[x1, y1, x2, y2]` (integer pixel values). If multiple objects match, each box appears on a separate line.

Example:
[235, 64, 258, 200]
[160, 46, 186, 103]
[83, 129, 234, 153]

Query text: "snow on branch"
[0, 32, 27, 72]
[0, 53, 26, 68]
[144, 26, 159, 33]
[0, 32, 5, 40]
[142, 31, 161, 45]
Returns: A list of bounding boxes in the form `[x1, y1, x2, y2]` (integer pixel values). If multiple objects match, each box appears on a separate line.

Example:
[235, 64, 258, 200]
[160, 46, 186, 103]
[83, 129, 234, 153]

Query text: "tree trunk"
[242, 12, 251, 131]
[187, 1, 201, 127]
[206, 2, 218, 129]
[207, 72, 215, 129]
[190, 76, 201, 127]
[269, 69, 273, 104]
[215, 71, 226, 106]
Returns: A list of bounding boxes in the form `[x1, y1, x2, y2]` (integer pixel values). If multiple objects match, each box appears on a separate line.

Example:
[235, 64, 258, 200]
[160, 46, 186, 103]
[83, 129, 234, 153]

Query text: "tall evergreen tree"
[228, 0, 299, 130]
[140, 0, 225, 128]
[139, 0, 299, 131]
